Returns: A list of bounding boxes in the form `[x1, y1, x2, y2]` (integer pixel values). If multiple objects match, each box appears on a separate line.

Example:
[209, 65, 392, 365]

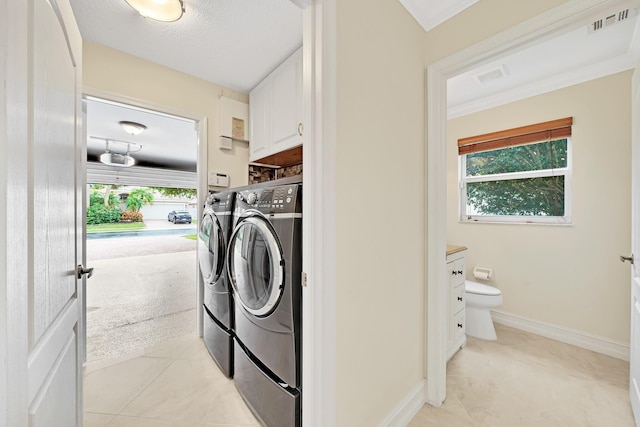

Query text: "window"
[458, 117, 572, 224]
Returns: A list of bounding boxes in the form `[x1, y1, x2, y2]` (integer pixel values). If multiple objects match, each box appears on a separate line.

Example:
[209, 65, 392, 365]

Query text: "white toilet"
[465, 280, 503, 340]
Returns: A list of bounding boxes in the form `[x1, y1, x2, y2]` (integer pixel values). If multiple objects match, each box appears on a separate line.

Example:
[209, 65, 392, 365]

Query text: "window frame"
[459, 137, 573, 225]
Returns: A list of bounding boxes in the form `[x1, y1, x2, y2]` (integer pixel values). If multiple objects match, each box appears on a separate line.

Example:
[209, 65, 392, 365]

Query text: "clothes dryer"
[198, 190, 235, 377]
[227, 182, 302, 427]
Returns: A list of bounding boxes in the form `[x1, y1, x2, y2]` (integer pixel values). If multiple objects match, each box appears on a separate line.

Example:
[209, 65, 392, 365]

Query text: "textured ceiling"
[70, 0, 303, 93]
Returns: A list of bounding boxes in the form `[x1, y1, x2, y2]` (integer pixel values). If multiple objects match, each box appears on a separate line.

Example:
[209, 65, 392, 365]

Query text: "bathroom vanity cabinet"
[446, 245, 467, 360]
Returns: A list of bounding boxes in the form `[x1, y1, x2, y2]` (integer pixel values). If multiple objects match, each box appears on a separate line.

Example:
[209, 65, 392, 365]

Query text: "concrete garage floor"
[86, 222, 198, 365]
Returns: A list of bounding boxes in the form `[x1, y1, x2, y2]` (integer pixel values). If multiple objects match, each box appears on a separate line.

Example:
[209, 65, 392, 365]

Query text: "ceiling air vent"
[473, 65, 507, 85]
[588, 6, 636, 33]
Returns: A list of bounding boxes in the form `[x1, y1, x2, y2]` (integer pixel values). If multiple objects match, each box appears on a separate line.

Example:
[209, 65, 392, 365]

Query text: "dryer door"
[228, 215, 284, 317]
[198, 212, 225, 284]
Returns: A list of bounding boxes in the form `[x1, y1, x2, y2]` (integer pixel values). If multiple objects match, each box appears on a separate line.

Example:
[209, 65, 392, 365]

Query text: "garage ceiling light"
[119, 120, 147, 135]
[124, 0, 185, 22]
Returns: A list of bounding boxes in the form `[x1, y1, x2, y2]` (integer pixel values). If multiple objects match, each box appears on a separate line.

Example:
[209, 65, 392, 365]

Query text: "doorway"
[83, 95, 201, 366]
[426, 0, 638, 407]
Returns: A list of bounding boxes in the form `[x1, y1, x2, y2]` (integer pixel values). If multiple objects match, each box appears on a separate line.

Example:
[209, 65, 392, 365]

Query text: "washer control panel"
[237, 184, 301, 214]
[207, 190, 234, 211]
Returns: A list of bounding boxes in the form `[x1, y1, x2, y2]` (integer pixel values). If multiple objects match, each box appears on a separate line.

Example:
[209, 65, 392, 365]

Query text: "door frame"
[301, 1, 337, 426]
[425, 0, 628, 406]
[629, 11, 640, 418]
[81, 87, 208, 337]
[3, 0, 30, 423]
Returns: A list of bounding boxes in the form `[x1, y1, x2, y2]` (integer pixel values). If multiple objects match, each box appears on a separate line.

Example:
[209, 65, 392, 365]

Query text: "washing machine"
[227, 182, 302, 427]
[198, 190, 235, 378]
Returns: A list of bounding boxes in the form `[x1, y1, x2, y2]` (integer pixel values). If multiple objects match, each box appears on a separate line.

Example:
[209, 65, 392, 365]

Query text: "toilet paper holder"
[473, 267, 493, 281]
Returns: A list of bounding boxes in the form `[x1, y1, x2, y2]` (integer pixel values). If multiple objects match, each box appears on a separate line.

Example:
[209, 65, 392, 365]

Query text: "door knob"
[77, 264, 94, 279]
[620, 254, 634, 265]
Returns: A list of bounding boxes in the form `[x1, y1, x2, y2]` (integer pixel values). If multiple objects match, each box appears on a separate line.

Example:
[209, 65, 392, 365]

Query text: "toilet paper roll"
[473, 267, 493, 281]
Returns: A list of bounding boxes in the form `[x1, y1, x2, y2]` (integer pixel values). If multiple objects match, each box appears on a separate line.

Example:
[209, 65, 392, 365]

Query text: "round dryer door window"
[198, 213, 225, 284]
[228, 216, 284, 317]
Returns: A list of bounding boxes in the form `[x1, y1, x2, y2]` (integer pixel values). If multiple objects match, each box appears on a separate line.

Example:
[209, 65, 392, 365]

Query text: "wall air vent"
[473, 65, 507, 85]
[588, 6, 636, 33]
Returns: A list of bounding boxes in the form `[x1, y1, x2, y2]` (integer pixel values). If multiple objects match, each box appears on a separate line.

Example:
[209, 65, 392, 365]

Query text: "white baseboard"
[379, 381, 425, 427]
[491, 310, 630, 361]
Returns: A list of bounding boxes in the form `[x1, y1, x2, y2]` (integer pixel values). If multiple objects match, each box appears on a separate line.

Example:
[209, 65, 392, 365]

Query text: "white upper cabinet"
[249, 79, 271, 160]
[249, 47, 302, 162]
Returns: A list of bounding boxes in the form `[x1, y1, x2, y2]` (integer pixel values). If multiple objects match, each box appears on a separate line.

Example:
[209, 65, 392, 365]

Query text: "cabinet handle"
[457, 323, 463, 328]
[457, 270, 463, 275]
[452, 271, 458, 275]
[457, 296, 463, 301]
[298, 122, 304, 136]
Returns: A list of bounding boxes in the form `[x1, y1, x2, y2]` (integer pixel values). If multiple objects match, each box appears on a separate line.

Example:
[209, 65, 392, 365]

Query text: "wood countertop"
[446, 245, 467, 256]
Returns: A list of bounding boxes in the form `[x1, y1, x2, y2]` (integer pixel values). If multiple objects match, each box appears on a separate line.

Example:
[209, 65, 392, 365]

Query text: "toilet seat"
[465, 280, 501, 296]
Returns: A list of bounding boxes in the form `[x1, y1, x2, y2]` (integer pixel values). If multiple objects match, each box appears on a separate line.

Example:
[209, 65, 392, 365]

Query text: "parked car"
[167, 210, 192, 224]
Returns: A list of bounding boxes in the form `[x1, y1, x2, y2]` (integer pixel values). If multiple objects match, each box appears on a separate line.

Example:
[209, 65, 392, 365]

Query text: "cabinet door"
[249, 78, 271, 161]
[271, 48, 302, 152]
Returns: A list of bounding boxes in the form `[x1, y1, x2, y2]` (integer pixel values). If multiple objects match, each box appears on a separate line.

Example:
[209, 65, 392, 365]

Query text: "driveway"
[87, 233, 197, 260]
[85, 231, 198, 365]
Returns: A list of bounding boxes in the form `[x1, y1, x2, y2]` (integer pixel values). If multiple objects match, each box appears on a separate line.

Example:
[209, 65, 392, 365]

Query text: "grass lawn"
[87, 222, 147, 233]
[183, 234, 197, 240]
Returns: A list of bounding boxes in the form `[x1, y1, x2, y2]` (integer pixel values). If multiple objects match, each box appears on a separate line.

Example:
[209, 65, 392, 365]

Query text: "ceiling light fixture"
[98, 139, 142, 168]
[124, 0, 185, 22]
[119, 120, 147, 135]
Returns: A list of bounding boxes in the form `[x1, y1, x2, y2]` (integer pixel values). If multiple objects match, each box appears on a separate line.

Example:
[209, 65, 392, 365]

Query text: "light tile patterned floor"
[409, 323, 635, 427]
[85, 324, 635, 427]
[83, 335, 260, 427]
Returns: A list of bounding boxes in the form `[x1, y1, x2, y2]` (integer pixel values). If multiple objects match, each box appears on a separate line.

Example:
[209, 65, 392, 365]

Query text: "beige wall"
[333, 0, 425, 425]
[82, 41, 250, 188]
[424, 0, 567, 64]
[447, 71, 632, 343]
[328, 0, 591, 424]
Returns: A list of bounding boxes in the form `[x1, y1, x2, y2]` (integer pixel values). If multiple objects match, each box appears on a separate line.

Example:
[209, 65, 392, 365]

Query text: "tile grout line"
[114, 355, 180, 417]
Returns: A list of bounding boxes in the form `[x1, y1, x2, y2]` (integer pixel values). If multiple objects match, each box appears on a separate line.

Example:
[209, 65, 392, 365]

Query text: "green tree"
[151, 187, 197, 198]
[89, 189, 119, 207]
[465, 139, 567, 216]
[125, 188, 154, 213]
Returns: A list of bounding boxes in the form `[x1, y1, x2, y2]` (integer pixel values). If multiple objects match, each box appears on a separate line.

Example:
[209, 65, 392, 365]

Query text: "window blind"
[457, 117, 573, 155]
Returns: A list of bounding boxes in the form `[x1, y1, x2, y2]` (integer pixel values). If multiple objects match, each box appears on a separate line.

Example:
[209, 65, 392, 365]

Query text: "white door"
[630, 63, 640, 425]
[3, 0, 85, 425]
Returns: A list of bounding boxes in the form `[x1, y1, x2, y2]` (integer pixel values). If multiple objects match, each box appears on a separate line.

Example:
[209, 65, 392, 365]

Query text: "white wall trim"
[4, 0, 30, 423]
[80, 88, 208, 338]
[301, 1, 337, 426]
[425, 64, 448, 407]
[449, 52, 637, 119]
[379, 382, 426, 427]
[492, 310, 630, 361]
[426, 0, 617, 409]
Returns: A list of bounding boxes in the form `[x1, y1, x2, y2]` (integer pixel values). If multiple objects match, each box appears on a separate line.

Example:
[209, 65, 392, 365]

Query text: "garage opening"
[84, 96, 199, 365]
